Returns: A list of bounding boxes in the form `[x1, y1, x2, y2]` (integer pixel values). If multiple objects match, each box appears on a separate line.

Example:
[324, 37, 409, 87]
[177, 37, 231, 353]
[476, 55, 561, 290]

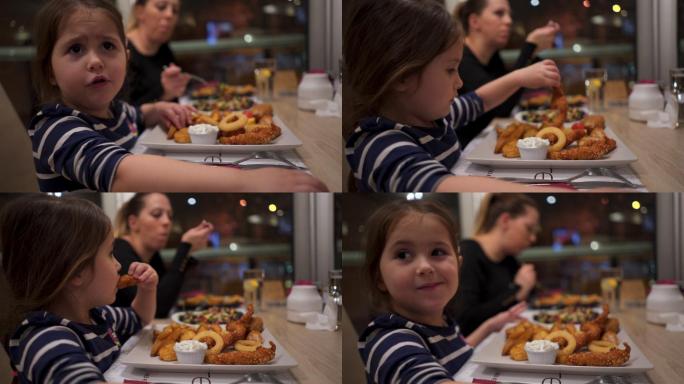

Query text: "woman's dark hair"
[474, 193, 538, 234]
[114, 193, 159, 236]
[343, 0, 464, 137]
[32, 0, 126, 104]
[363, 199, 460, 310]
[455, 0, 489, 34]
[0, 195, 112, 325]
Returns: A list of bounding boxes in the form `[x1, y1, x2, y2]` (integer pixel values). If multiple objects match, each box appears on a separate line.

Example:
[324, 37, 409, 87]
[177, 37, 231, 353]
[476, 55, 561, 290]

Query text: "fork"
[584, 375, 633, 384]
[230, 151, 308, 170]
[227, 372, 286, 384]
[498, 167, 641, 188]
[162, 65, 208, 84]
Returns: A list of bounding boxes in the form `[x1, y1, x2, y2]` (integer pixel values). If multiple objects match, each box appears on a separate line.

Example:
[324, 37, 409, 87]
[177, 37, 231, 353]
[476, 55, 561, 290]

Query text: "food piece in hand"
[536, 127, 566, 152]
[117, 274, 138, 289]
[566, 343, 631, 366]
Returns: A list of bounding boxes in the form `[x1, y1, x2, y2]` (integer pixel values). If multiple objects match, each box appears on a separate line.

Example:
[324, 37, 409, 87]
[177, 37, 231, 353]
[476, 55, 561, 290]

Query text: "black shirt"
[113, 237, 195, 318]
[456, 42, 538, 148]
[126, 42, 177, 106]
[446, 239, 522, 336]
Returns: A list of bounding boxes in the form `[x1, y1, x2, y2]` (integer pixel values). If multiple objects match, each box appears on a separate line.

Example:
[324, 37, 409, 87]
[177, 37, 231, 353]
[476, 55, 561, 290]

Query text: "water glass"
[253, 58, 277, 101]
[669, 68, 684, 92]
[600, 267, 623, 312]
[584, 68, 607, 113]
[671, 71, 684, 128]
[242, 268, 265, 311]
[328, 270, 342, 331]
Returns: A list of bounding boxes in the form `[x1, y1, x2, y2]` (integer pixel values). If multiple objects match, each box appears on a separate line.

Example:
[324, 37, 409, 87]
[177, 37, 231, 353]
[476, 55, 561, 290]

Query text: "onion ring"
[536, 127, 567, 152]
[219, 113, 248, 132]
[588, 340, 617, 353]
[234, 340, 260, 352]
[545, 330, 577, 354]
[193, 330, 225, 354]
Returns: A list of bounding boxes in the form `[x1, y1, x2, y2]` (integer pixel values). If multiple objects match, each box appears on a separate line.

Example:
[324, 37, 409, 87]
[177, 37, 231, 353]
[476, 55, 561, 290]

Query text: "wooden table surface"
[601, 107, 684, 191]
[271, 97, 342, 192]
[258, 307, 342, 384]
[615, 307, 684, 384]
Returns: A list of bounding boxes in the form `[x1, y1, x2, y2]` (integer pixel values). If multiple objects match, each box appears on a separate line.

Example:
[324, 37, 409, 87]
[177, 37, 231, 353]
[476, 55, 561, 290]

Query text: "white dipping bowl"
[188, 124, 219, 145]
[517, 138, 550, 160]
[524, 340, 559, 365]
[174, 340, 208, 364]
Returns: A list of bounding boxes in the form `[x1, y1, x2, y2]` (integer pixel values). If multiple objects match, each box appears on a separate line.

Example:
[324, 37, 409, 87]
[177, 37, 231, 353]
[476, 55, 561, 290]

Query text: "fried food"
[495, 123, 526, 153]
[509, 342, 528, 361]
[566, 343, 631, 366]
[205, 341, 277, 365]
[605, 318, 620, 334]
[179, 329, 197, 341]
[582, 115, 606, 131]
[246, 330, 264, 345]
[249, 317, 264, 333]
[536, 127, 567, 152]
[541, 87, 568, 128]
[235, 340, 260, 352]
[501, 140, 520, 158]
[545, 330, 577, 354]
[548, 137, 616, 160]
[218, 113, 248, 133]
[117, 275, 138, 289]
[218, 122, 281, 145]
[588, 340, 617, 353]
[158, 343, 177, 361]
[250, 103, 274, 119]
[193, 330, 225, 354]
[173, 128, 191, 144]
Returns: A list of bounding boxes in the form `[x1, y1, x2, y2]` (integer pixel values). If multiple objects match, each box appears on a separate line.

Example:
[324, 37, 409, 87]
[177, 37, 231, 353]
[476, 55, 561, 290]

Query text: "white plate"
[137, 115, 302, 153]
[470, 326, 653, 375]
[118, 326, 297, 373]
[464, 126, 637, 168]
[514, 108, 588, 128]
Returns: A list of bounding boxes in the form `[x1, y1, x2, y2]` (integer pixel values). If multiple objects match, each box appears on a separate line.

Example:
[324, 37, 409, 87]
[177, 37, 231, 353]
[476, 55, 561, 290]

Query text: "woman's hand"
[486, 301, 528, 333]
[161, 63, 191, 100]
[527, 21, 560, 53]
[514, 263, 537, 300]
[128, 262, 159, 292]
[181, 220, 215, 253]
[514, 60, 560, 89]
[144, 101, 196, 129]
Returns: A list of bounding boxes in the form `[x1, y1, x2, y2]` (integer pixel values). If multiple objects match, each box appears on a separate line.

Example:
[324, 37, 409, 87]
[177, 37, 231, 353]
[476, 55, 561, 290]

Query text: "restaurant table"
[106, 306, 342, 384]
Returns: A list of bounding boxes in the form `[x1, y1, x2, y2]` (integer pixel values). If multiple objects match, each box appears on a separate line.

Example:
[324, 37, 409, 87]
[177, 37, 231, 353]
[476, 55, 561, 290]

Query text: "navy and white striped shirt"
[346, 92, 484, 192]
[8, 306, 142, 384]
[27, 101, 141, 192]
[358, 313, 473, 384]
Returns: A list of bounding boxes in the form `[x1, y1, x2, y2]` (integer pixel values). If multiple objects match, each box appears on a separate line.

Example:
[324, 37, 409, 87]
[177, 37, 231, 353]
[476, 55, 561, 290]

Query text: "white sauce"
[517, 137, 550, 149]
[188, 124, 219, 135]
[525, 340, 559, 352]
[174, 340, 208, 353]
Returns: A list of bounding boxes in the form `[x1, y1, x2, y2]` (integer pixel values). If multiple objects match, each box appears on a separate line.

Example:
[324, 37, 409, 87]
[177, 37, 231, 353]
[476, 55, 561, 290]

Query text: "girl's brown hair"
[0, 195, 112, 327]
[364, 199, 460, 310]
[114, 193, 155, 236]
[473, 193, 538, 234]
[455, 0, 490, 34]
[32, 0, 127, 103]
[343, 0, 464, 137]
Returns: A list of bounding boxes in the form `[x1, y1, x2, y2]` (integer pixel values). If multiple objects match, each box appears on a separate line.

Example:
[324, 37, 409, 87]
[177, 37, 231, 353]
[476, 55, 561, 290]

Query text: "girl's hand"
[128, 262, 158, 292]
[515, 60, 561, 89]
[161, 63, 191, 100]
[487, 301, 528, 333]
[244, 168, 329, 192]
[154, 102, 196, 129]
[181, 220, 215, 253]
[527, 21, 560, 52]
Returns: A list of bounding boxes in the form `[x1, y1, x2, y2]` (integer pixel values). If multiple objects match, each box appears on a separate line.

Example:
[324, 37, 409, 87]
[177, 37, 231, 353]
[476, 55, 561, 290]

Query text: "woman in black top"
[454, 0, 559, 147]
[113, 193, 213, 318]
[126, 0, 190, 105]
[447, 193, 539, 336]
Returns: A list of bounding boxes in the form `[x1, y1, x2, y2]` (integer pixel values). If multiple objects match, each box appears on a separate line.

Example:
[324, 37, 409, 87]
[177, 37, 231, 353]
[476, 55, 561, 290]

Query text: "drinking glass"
[242, 268, 265, 311]
[670, 70, 684, 128]
[669, 68, 684, 92]
[253, 58, 277, 101]
[600, 267, 623, 312]
[328, 270, 342, 331]
[584, 68, 607, 113]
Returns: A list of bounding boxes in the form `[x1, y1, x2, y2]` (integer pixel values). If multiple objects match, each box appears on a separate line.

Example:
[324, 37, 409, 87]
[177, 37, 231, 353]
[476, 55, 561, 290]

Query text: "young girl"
[1, 195, 158, 383]
[359, 199, 526, 384]
[344, 0, 561, 192]
[29, 0, 326, 192]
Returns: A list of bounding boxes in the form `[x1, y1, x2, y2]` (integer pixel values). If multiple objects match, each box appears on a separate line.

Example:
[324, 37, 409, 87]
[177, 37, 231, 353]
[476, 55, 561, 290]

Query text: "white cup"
[629, 83, 664, 122]
[298, 73, 334, 111]
[286, 285, 323, 323]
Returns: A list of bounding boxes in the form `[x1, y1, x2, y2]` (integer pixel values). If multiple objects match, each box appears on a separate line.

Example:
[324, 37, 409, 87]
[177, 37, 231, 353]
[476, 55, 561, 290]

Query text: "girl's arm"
[112, 154, 327, 192]
[465, 302, 528, 347]
[435, 175, 569, 192]
[475, 60, 560, 112]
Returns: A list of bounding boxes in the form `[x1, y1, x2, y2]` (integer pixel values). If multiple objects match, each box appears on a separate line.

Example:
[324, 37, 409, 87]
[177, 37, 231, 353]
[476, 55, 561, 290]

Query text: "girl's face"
[80, 230, 121, 307]
[471, 0, 512, 49]
[398, 40, 464, 127]
[50, 8, 127, 118]
[378, 212, 460, 326]
[129, 193, 173, 252]
[501, 206, 540, 255]
[135, 0, 180, 44]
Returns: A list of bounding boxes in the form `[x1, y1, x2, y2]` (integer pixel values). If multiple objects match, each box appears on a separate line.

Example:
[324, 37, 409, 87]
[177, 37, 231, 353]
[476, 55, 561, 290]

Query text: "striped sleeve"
[450, 92, 484, 128]
[361, 328, 452, 384]
[31, 116, 131, 191]
[12, 326, 104, 384]
[348, 129, 452, 192]
[103, 306, 142, 342]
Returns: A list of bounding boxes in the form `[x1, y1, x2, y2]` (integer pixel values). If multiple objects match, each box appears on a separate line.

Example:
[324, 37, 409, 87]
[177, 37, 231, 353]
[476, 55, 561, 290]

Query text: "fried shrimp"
[566, 343, 631, 366]
[205, 341, 277, 365]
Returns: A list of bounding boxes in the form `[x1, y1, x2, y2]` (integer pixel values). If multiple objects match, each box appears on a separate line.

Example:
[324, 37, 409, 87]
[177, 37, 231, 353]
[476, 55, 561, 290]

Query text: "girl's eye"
[68, 44, 83, 54]
[103, 41, 116, 51]
[432, 248, 448, 257]
[396, 250, 411, 260]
